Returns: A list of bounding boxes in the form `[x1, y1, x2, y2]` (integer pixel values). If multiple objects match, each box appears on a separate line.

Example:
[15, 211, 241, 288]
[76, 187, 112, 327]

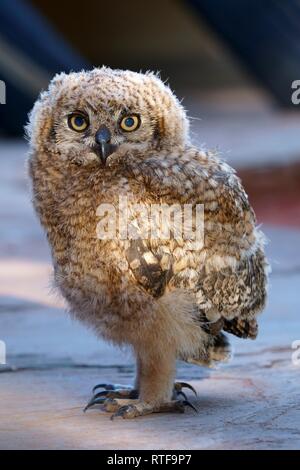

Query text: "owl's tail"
[185, 332, 232, 368]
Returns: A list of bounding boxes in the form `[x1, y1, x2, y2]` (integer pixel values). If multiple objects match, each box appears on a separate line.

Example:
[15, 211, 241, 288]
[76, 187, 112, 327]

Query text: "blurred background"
[0, 0, 300, 450]
[1, 0, 300, 224]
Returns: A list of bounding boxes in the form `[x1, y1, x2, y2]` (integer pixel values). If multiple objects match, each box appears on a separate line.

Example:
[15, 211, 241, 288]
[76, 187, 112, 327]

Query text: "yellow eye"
[68, 113, 89, 132]
[120, 114, 140, 132]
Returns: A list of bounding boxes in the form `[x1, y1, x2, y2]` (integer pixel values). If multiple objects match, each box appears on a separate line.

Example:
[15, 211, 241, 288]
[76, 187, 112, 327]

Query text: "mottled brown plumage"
[26, 67, 269, 418]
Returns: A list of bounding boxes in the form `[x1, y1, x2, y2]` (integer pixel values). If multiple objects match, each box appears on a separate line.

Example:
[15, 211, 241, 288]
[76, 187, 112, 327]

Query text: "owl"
[26, 67, 269, 419]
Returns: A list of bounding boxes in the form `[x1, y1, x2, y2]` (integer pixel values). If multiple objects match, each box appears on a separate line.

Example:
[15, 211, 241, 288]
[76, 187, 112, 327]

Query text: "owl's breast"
[50, 193, 150, 320]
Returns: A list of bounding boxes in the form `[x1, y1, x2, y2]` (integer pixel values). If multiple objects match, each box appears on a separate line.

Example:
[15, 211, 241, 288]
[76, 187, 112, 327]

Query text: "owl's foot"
[83, 383, 138, 412]
[110, 399, 197, 419]
[84, 381, 197, 412]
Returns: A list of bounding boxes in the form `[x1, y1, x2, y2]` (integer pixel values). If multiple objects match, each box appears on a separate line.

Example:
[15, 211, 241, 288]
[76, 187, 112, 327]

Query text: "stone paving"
[0, 142, 299, 449]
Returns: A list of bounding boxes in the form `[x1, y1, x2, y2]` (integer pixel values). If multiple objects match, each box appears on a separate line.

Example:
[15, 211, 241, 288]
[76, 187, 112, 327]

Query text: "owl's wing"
[195, 166, 268, 340]
[198, 248, 267, 339]
[223, 318, 259, 339]
[124, 150, 268, 339]
[126, 237, 264, 340]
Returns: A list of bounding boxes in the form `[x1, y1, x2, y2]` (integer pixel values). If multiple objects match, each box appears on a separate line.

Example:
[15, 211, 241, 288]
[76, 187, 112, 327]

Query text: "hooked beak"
[94, 125, 118, 165]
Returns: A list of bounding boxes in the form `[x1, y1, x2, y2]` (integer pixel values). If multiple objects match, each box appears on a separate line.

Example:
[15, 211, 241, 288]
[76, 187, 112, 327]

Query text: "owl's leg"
[84, 352, 197, 414]
[109, 347, 197, 419]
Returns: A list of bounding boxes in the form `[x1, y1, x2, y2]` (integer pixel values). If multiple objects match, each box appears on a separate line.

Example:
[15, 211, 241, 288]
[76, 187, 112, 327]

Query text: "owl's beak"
[94, 125, 118, 165]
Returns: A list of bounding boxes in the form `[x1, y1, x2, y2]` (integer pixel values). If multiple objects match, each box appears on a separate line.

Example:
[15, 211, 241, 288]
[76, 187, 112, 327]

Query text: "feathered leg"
[109, 345, 196, 419]
[84, 345, 196, 417]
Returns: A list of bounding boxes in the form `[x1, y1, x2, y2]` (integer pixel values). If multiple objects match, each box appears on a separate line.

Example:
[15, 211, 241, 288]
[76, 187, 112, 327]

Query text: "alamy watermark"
[291, 340, 300, 366]
[96, 196, 204, 250]
[0, 340, 6, 365]
[0, 80, 6, 104]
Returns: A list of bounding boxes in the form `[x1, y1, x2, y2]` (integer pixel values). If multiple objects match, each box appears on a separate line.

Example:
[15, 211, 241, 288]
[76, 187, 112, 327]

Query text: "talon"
[93, 390, 109, 399]
[93, 389, 138, 400]
[92, 383, 115, 393]
[92, 383, 132, 393]
[83, 397, 106, 412]
[182, 400, 198, 413]
[177, 382, 197, 397]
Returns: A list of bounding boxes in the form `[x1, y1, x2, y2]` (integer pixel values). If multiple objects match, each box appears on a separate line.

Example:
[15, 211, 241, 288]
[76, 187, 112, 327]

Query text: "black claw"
[178, 382, 198, 397]
[92, 383, 115, 393]
[93, 390, 110, 399]
[182, 400, 198, 413]
[92, 383, 133, 393]
[83, 397, 106, 412]
[92, 389, 138, 399]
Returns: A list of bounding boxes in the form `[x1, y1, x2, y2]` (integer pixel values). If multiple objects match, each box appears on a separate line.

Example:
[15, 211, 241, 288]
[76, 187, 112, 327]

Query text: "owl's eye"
[120, 114, 140, 132]
[68, 113, 89, 132]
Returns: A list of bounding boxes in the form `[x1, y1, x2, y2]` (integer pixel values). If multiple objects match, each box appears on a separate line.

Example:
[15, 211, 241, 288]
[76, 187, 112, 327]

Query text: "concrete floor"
[0, 140, 299, 450]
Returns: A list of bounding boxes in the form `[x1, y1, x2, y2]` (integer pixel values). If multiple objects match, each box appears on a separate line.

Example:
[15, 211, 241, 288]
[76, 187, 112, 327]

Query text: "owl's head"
[27, 67, 189, 166]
